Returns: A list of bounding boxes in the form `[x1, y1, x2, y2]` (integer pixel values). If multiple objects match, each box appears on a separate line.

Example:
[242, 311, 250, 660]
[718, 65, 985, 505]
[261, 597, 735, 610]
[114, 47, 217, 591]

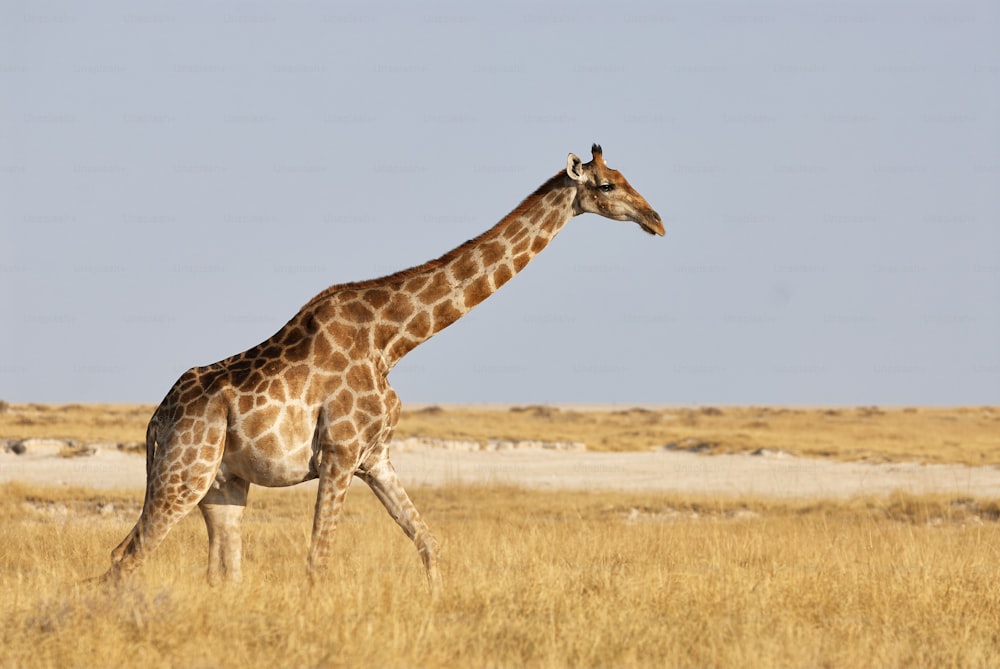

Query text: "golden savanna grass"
[2, 404, 999, 666]
[3, 402, 999, 464]
[2, 483, 1000, 668]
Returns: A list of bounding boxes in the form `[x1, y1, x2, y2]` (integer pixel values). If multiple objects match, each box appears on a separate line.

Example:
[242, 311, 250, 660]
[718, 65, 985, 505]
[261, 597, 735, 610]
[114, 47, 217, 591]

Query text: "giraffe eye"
[598, 183, 615, 192]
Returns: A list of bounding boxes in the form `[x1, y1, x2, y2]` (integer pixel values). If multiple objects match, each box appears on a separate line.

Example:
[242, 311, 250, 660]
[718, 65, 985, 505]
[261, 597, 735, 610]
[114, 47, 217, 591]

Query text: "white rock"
[12, 438, 71, 456]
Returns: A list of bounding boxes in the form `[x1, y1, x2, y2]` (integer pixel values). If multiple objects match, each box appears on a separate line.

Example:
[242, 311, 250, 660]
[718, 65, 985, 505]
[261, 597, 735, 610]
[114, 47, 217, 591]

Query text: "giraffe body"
[104, 145, 662, 593]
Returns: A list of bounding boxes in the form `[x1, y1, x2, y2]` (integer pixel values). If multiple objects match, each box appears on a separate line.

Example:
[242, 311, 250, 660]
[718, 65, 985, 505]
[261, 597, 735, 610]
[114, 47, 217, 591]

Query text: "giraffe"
[102, 144, 662, 594]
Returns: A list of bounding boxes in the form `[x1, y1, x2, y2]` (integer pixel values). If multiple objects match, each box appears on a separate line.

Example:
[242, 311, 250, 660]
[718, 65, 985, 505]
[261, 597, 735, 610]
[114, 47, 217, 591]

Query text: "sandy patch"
[2, 442, 999, 499]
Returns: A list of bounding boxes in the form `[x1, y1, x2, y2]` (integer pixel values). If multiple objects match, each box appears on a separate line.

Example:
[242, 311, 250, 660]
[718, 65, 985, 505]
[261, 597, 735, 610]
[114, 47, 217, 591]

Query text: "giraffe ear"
[566, 153, 586, 182]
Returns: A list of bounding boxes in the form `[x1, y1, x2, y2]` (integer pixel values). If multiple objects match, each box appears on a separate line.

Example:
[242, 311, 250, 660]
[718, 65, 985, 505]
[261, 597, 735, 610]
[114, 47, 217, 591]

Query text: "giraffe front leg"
[307, 443, 357, 581]
[199, 475, 250, 585]
[358, 453, 441, 598]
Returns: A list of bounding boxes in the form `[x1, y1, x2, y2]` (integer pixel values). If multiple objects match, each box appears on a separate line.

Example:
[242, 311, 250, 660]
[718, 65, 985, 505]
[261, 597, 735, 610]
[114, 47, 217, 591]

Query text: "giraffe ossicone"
[102, 145, 662, 595]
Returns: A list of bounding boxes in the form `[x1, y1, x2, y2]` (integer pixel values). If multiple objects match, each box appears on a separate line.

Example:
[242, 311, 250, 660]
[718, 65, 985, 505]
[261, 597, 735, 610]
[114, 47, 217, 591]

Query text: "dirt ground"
[3, 443, 1000, 499]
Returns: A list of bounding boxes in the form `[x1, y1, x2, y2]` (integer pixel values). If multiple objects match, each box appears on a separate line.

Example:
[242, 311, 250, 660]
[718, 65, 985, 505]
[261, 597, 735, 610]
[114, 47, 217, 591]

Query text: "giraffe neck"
[301, 171, 578, 370]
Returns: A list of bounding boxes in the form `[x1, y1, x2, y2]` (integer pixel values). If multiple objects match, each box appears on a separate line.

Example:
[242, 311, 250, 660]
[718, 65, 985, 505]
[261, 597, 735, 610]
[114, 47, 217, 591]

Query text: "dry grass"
[4, 402, 997, 465]
[2, 482, 999, 668]
[0, 403, 152, 447]
[398, 404, 1000, 465]
[3, 402, 997, 666]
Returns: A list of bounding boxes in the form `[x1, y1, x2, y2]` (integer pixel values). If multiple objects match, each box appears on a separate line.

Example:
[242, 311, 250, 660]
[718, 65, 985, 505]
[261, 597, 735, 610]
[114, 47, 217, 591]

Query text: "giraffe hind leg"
[104, 440, 224, 582]
[199, 474, 250, 585]
[105, 476, 218, 581]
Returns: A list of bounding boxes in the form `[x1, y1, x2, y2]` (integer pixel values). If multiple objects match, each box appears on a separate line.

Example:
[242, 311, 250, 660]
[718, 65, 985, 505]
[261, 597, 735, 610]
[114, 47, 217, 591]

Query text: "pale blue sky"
[1, 1, 997, 405]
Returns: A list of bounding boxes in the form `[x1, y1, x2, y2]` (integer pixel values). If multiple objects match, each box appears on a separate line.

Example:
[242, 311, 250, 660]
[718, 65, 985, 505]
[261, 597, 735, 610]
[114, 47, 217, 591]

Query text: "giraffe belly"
[221, 402, 321, 487]
[221, 428, 318, 487]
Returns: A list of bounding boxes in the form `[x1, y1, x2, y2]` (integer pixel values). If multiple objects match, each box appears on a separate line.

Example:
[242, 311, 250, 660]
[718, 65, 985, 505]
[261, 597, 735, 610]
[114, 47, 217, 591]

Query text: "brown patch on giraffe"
[382, 293, 414, 324]
[337, 290, 358, 304]
[206, 427, 222, 444]
[238, 394, 254, 415]
[362, 288, 391, 310]
[181, 447, 198, 466]
[285, 335, 311, 363]
[245, 406, 279, 439]
[493, 264, 514, 287]
[178, 383, 204, 405]
[404, 274, 430, 293]
[258, 344, 282, 361]
[285, 364, 311, 397]
[511, 237, 531, 256]
[480, 240, 506, 266]
[541, 208, 563, 234]
[174, 371, 199, 395]
[502, 221, 527, 240]
[341, 300, 374, 323]
[236, 370, 262, 392]
[512, 253, 531, 272]
[332, 387, 355, 413]
[418, 273, 451, 304]
[530, 235, 547, 254]
[305, 306, 331, 333]
[268, 378, 287, 403]
[224, 425, 243, 452]
[346, 363, 374, 392]
[432, 300, 463, 329]
[356, 392, 384, 417]
[191, 421, 206, 445]
[312, 331, 333, 362]
[387, 337, 415, 362]
[328, 351, 351, 372]
[463, 275, 493, 309]
[328, 418, 357, 442]
[304, 372, 337, 406]
[327, 323, 355, 351]
[190, 460, 214, 479]
[373, 323, 397, 350]
[524, 205, 545, 222]
[276, 324, 304, 346]
[227, 362, 253, 388]
[450, 253, 480, 282]
[360, 420, 383, 444]
[255, 433, 282, 458]
[543, 186, 568, 204]
[405, 312, 431, 339]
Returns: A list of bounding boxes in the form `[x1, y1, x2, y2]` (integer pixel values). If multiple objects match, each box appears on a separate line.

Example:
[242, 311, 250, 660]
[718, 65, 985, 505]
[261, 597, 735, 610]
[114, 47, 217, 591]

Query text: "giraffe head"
[566, 144, 664, 236]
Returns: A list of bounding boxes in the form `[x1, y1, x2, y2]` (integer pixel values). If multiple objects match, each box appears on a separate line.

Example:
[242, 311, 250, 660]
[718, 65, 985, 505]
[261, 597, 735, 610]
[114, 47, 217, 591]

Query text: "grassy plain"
[2, 402, 998, 464]
[2, 403, 999, 666]
[2, 483, 999, 668]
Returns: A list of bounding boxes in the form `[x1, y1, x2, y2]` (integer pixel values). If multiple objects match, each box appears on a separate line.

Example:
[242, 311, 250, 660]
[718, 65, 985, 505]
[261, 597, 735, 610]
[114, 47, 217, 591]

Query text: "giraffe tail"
[103, 417, 159, 576]
[144, 416, 158, 482]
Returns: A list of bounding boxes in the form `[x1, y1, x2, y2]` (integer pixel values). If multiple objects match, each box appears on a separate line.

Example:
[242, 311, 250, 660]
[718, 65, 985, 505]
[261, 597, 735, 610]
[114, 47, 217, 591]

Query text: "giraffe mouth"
[638, 211, 665, 236]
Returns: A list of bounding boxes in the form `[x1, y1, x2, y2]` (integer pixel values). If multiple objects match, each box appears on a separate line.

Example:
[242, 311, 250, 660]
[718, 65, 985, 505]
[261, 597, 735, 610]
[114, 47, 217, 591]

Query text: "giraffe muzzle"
[639, 210, 665, 236]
